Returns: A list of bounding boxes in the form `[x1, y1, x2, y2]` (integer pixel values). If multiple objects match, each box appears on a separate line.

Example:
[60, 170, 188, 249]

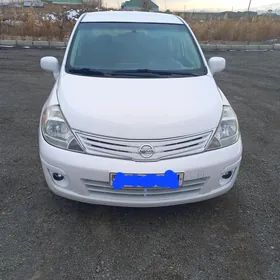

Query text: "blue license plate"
[110, 170, 184, 190]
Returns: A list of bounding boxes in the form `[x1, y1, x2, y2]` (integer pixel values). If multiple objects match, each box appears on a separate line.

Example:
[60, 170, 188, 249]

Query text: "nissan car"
[39, 11, 243, 207]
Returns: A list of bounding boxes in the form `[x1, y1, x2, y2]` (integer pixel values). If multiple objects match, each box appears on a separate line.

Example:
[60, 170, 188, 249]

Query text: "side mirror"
[40, 56, 60, 80]
[208, 57, 226, 75]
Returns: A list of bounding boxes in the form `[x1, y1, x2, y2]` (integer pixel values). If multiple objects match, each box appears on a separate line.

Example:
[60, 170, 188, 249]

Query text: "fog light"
[222, 171, 232, 180]
[53, 173, 64, 181]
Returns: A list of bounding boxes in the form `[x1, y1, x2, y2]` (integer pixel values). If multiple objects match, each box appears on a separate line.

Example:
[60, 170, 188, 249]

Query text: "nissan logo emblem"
[139, 144, 155, 158]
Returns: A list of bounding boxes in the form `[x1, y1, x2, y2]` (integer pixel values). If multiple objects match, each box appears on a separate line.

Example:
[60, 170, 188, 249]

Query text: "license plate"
[109, 172, 184, 189]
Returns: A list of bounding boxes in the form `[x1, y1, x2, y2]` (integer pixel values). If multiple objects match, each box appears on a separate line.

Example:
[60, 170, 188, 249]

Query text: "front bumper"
[39, 133, 242, 207]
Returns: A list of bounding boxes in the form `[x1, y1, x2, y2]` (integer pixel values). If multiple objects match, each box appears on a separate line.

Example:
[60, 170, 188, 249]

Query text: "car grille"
[75, 130, 213, 162]
[82, 177, 209, 198]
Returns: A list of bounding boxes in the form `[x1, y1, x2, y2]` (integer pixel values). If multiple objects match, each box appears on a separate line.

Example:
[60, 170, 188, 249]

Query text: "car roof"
[81, 11, 183, 24]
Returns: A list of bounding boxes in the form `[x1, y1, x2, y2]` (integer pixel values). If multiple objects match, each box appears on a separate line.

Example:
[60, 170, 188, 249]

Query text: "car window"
[65, 22, 207, 77]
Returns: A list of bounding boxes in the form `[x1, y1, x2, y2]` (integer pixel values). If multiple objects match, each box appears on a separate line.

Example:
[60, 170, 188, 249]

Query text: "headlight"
[41, 105, 84, 152]
[206, 105, 240, 150]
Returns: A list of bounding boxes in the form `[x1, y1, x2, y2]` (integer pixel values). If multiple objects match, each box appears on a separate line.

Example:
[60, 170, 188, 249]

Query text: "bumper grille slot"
[86, 138, 128, 147]
[164, 136, 203, 147]
[82, 177, 209, 198]
[90, 144, 130, 153]
[163, 142, 199, 153]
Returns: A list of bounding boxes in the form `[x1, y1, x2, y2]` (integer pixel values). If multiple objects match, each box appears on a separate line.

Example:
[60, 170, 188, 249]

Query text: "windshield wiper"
[113, 69, 200, 77]
[67, 67, 110, 77]
[137, 69, 201, 77]
[67, 67, 201, 78]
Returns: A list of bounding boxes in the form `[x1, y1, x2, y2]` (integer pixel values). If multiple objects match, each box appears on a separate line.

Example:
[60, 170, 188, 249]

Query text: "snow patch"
[42, 13, 58, 21]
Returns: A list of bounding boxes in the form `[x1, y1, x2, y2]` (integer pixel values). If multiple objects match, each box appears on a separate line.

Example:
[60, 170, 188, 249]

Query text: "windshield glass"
[65, 22, 207, 78]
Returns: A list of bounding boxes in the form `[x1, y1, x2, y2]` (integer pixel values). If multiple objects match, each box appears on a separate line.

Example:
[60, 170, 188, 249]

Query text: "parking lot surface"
[1, 49, 280, 280]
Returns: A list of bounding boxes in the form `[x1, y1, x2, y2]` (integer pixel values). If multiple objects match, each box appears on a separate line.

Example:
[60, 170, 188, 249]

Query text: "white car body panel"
[40, 132, 242, 208]
[82, 11, 183, 24]
[57, 73, 222, 138]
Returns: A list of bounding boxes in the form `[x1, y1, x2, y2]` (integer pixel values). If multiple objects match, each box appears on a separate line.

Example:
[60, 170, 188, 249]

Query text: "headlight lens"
[41, 105, 84, 152]
[206, 105, 240, 150]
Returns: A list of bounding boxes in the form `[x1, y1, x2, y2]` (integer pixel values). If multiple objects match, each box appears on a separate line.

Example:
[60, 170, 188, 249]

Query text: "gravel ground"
[0, 49, 280, 280]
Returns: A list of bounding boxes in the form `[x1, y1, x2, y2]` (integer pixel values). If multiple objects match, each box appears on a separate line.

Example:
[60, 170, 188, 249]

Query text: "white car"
[39, 11, 242, 207]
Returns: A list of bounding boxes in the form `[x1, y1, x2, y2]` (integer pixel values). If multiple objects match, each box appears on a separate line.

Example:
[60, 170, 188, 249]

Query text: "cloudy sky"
[110, 0, 280, 11]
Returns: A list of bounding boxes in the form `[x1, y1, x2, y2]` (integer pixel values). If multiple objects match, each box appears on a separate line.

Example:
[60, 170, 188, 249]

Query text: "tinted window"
[65, 22, 207, 77]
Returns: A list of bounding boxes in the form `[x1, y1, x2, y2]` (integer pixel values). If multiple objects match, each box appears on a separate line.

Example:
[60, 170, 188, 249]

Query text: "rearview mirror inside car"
[40, 56, 60, 80]
[208, 57, 226, 74]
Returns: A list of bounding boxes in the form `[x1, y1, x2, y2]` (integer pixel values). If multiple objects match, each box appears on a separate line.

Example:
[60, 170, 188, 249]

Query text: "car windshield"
[65, 22, 207, 78]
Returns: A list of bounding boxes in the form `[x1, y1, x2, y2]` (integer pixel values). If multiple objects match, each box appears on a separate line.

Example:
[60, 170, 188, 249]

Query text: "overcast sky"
[111, 0, 280, 11]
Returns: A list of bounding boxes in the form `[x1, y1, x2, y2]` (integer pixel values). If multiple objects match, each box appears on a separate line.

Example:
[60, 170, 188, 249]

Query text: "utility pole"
[247, 0, 252, 18]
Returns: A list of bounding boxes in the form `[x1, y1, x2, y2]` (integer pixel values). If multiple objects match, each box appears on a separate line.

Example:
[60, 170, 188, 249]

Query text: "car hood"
[57, 74, 223, 139]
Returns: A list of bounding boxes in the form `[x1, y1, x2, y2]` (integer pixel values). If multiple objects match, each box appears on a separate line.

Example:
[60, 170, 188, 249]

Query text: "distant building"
[23, 1, 32, 7]
[121, 0, 159, 12]
[259, 12, 278, 16]
[32, 1, 44, 7]
[43, 0, 82, 4]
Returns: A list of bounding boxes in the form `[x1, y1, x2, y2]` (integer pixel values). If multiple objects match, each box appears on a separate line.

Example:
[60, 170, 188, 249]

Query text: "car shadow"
[48, 185, 240, 225]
